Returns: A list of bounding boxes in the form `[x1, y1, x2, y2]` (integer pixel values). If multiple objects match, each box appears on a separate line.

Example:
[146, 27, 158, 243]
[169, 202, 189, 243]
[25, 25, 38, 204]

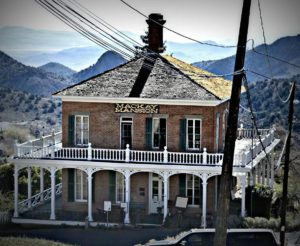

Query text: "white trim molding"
[55, 95, 228, 107]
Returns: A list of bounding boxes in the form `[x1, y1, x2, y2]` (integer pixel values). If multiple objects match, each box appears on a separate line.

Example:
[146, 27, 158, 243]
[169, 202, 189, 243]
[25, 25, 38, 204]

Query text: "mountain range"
[0, 51, 71, 96]
[0, 50, 125, 95]
[0, 26, 236, 71]
[193, 35, 300, 82]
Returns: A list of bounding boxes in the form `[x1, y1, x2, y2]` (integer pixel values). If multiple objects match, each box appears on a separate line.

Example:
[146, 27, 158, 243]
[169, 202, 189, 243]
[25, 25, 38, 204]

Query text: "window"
[120, 117, 132, 149]
[187, 119, 202, 150]
[116, 172, 125, 203]
[75, 115, 89, 146]
[186, 174, 201, 206]
[153, 118, 166, 149]
[75, 169, 87, 201]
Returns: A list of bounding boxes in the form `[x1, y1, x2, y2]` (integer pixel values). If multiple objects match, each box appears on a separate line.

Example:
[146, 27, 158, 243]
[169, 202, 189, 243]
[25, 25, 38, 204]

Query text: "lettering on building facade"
[115, 103, 159, 114]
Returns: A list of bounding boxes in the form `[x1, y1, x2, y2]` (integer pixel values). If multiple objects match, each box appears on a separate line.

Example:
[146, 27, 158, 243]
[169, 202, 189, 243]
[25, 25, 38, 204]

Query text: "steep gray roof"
[55, 56, 226, 101]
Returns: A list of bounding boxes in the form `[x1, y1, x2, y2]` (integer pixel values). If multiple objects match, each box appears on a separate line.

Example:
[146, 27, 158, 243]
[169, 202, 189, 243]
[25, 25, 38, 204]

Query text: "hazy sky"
[0, 0, 300, 45]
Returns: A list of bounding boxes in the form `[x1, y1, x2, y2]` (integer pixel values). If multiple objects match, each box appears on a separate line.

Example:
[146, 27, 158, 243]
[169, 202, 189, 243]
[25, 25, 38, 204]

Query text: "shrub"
[242, 217, 280, 230]
[3, 126, 30, 143]
[246, 184, 273, 218]
[0, 191, 13, 211]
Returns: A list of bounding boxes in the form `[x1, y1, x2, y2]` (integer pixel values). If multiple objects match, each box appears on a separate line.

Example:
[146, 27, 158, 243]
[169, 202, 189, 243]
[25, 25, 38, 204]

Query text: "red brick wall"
[62, 170, 218, 214]
[62, 101, 229, 152]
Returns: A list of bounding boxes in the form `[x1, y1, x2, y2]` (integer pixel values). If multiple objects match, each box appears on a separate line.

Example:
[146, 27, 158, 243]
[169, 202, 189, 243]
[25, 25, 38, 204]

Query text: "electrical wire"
[36, 0, 134, 60]
[69, 0, 143, 47]
[256, 0, 294, 104]
[120, 0, 240, 49]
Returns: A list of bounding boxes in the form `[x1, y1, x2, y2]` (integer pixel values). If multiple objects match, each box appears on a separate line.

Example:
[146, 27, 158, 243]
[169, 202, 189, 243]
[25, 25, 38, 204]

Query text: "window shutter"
[68, 115, 75, 146]
[180, 119, 187, 151]
[179, 174, 186, 196]
[145, 118, 153, 149]
[109, 171, 116, 203]
[68, 169, 75, 202]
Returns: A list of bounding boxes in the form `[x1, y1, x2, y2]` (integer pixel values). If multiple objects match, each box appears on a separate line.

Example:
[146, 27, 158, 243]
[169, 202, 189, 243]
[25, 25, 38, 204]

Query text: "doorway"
[149, 173, 164, 214]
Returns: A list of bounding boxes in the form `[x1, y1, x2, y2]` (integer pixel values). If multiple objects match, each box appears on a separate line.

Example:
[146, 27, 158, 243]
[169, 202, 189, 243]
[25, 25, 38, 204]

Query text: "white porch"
[11, 127, 280, 227]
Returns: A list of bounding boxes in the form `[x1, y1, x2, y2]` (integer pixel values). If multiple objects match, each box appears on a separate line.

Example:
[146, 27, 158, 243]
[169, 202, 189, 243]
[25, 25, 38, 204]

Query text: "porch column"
[266, 158, 270, 187]
[124, 170, 131, 224]
[252, 168, 256, 185]
[163, 173, 169, 222]
[201, 173, 208, 228]
[257, 164, 261, 184]
[262, 160, 266, 185]
[13, 165, 19, 217]
[241, 175, 246, 217]
[50, 167, 56, 220]
[87, 169, 93, 222]
[40, 167, 44, 202]
[27, 167, 32, 208]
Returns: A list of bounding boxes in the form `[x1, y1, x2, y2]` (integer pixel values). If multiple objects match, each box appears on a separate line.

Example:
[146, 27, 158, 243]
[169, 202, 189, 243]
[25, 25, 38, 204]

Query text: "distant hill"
[0, 86, 61, 133]
[0, 51, 71, 95]
[194, 35, 300, 82]
[239, 74, 300, 133]
[72, 50, 126, 83]
[39, 62, 75, 77]
[22, 46, 105, 71]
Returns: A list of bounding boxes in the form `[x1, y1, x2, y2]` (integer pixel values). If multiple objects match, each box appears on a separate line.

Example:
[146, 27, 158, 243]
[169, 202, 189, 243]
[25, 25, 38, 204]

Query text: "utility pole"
[280, 82, 296, 246]
[214, 0, 251, 245]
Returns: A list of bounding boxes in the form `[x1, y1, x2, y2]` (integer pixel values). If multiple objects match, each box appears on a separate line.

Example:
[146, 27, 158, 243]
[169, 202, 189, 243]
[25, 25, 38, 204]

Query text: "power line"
[36, 0, 134, 60]
[120, 0, 240, 49]
[69, 0, 143, 47]
[256, 0, 294, 104]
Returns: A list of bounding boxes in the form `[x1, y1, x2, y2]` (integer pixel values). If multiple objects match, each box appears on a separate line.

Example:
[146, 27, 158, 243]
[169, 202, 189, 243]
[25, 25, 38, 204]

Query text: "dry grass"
[0, 237, 74, 246]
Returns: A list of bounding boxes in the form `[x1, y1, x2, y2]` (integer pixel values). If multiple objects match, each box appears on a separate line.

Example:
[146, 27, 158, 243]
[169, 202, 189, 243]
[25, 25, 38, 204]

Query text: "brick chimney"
[146, 13, 166, 53]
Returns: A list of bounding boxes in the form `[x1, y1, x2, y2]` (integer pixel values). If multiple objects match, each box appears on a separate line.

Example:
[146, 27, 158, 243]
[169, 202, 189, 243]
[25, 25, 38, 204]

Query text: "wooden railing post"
[51, 130, 55, 159]
[87, 143, 92, 160]
[163, 146, 168, 163]
[203, 148, 207, 165]
[125, 144, 130, 162]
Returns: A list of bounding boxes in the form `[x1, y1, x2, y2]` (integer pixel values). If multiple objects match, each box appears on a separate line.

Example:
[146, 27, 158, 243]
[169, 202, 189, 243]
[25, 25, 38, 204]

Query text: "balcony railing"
[14, 128, 275, 167]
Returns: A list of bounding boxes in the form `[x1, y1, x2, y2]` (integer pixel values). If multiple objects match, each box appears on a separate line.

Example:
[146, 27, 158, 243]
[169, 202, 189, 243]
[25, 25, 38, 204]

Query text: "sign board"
[115, 103, 159, 114]
[175, 196, 188, 209]
[104, 201, 111, 212]
[121, 202, 127, 212]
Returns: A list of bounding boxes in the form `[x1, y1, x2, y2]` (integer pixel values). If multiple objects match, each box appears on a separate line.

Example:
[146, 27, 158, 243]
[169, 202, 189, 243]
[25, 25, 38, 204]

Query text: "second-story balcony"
[13, 127, 279, 168]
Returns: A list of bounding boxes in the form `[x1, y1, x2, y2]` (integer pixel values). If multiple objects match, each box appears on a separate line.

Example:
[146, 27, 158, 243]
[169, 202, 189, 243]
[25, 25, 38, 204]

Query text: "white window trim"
[74, 169, 87, 202]
[74, 115, 89, 147]
[186, 118, 202, 151]
[152, 117, 167, 149]
[119, 117, 133, 149]
[186, 174, 200, 207]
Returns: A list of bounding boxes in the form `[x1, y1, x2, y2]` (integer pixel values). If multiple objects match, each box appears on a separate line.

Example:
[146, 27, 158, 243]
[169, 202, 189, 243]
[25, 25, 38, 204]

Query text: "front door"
[149, 173, 164, 214]
[121, 120, 132, 149]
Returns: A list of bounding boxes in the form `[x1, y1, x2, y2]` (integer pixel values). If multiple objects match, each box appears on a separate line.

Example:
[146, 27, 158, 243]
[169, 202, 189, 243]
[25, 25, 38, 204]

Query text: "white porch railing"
[18, 183, 62, 214]
[234, 128, 275, 166]
[14, 128, 275, 167]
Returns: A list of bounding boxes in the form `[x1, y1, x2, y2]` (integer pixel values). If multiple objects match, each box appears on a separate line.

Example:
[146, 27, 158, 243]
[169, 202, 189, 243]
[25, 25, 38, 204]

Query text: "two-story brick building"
[12, 14, 279, 227]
